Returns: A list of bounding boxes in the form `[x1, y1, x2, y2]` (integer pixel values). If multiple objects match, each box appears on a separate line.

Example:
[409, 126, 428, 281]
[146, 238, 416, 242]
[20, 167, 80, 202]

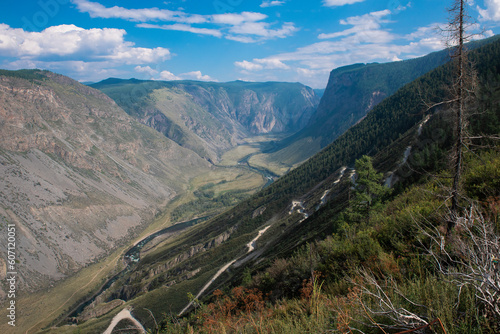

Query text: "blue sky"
[0, 0, 499, 88]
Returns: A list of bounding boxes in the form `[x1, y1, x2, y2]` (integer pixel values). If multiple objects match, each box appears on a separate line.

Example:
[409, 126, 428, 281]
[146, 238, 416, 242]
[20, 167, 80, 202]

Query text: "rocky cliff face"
[306, 52, 449, 148]
[0, 70, 209, 294]
[230, 85, 317, 134]
[92, 80, 319, 161]
[255, 49, 452, 169]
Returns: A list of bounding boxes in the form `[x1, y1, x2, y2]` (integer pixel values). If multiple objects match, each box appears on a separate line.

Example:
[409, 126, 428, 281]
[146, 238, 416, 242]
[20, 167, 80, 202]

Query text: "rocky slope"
[91, 80, 319, 162]
[0, 70, 210, 294]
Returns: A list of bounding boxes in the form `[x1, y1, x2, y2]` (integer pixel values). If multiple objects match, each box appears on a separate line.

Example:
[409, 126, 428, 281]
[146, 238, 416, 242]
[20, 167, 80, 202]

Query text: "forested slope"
[50, 36, 500, 334]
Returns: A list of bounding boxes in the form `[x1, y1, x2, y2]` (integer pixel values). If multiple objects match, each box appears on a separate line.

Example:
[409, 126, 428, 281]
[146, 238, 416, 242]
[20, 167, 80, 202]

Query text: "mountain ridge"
[90, 79, 319, 162]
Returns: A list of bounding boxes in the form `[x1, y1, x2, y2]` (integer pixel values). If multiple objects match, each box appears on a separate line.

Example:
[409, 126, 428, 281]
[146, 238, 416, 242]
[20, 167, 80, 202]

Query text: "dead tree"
[444, 0, 478, 230]
[348, 271, 430, 333]
[419, 204, 500, 320]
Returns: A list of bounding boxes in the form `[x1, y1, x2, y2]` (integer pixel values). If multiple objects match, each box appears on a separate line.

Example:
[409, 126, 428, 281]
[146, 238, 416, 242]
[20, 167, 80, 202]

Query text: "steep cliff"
[251, 47, 453, 172]
[254, 36, 500, 173]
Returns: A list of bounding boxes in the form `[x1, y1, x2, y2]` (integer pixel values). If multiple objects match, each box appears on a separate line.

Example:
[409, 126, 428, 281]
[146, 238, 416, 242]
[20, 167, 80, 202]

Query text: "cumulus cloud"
[180, 70, 215, 81]
[478, 0, 500, 21]
[135, 65, 159, 77]
[0, 24, 170, 63]
[0, 23, 172, 82]
[159, 70, 182, 81]
[323, 0, 365, 7]
[235, 60, 264, 71]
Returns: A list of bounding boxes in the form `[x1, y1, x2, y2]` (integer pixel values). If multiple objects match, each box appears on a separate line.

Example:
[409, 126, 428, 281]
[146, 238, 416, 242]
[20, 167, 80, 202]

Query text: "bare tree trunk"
[449, 0, 469, 232]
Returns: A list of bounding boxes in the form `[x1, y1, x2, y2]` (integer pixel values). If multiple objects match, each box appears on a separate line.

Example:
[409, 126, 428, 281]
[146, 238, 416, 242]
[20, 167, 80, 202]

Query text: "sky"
[0, 0, 499, 88]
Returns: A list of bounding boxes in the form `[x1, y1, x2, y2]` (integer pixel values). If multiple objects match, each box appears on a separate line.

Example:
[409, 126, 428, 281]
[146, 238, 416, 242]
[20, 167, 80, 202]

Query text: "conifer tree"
[348, 155, 389, 225]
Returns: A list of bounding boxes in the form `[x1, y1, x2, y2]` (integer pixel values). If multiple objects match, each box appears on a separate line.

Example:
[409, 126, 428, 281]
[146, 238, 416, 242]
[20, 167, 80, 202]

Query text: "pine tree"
[348, 155, 390, 225]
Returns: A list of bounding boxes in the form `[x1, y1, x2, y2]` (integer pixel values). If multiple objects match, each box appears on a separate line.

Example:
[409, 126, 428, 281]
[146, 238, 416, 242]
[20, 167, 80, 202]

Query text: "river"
[64, 216, 210, 322]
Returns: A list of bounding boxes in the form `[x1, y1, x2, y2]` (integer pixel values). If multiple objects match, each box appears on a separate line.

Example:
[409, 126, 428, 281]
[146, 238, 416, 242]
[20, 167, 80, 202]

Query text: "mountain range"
[0, 35, 498, 334]
[51, 34, 498, 333]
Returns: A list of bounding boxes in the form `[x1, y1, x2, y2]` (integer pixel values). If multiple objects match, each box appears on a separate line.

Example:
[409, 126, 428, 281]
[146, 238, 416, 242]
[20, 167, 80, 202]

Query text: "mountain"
[50, 35, 500, 333]
[90, 79, 320, 162]
[252, 36, 500, 174]
[0, 70, 212, 292]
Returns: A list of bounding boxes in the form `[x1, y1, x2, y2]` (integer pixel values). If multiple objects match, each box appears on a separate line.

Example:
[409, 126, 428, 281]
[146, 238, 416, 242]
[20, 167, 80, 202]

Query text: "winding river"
[64, 216, 210, 322]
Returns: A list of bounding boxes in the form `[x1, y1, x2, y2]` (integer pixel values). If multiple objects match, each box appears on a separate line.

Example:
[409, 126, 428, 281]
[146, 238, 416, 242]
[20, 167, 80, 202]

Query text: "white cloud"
[180, 70, 215, 81]
[0, 24, 170, 64]
[107, 46, 170, 64]
[225, 35, 260, 43]
[73, 0, 297, 43]
[323, 0, 365, 7]
[235, 58, 290, 71]
[255, 58, 290, 69]
[228, 21, 297, 41]
[478, 0, 500, 21]
[159, 70, 181, 81]
[135, 65, 159, 77]
[137, 23, 223, 37]
[318, 9, 392, 40]
[72, 0, 206, 23]
[211, 12, 267, 25]
[260, 1, 286, 8]
[235, 60, 264, 71]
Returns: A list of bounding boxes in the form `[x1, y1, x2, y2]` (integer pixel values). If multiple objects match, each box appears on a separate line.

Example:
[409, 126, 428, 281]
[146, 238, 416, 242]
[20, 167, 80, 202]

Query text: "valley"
[0, 71, 317, 333]
[0, 148, 274, 334]
[0, 32, 498, 334]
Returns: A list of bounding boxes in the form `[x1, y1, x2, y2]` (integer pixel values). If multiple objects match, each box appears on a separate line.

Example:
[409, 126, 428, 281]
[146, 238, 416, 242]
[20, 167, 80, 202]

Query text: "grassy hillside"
[44, 36, 500, 334]
[164, 149, 500, 333]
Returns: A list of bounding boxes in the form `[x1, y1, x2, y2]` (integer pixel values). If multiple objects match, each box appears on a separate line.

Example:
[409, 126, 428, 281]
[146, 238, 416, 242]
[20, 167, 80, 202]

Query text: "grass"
[219, 145, 260, 166]
[190, 167, 265, 197]
[219, 134, 288, 167]
[249, 136, 322, 176]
